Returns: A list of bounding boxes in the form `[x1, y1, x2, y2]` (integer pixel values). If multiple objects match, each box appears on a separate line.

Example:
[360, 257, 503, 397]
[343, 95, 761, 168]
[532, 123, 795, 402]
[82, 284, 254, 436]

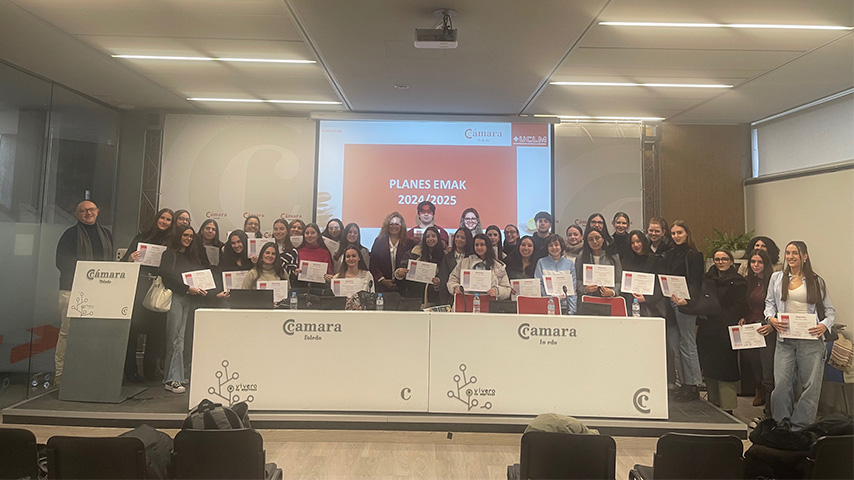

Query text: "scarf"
[76, 222, 113, 261]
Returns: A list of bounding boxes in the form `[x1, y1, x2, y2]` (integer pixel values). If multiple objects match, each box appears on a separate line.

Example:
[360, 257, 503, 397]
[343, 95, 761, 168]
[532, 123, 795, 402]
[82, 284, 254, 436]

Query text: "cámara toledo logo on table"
[517, 322, 576, 341]
[86, 269, 126, 283]
[282, 318, 342, 340]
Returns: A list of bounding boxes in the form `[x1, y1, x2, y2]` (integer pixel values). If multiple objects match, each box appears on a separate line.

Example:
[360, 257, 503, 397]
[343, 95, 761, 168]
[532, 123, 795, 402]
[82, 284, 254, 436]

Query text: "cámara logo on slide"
[464, 128, 503, 139]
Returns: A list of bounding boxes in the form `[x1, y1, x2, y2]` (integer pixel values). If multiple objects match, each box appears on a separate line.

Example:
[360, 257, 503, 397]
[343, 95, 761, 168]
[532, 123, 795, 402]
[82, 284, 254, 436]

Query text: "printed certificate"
[247, 238, 267, 257]
[729, 323, 767, 350]
[204, 245, 220, 266]
[461, 269, 492, 293]
[221, 270, 248, 291]
[331, 278, 362, 297]
[658, 275, 691, 299]
[257, 280, 288, 303]
[290, 235, 303, 248]
[582, 264, 615, 287]
[297, 260, 328, 284]
[136, 243, 166, 267]
[405, 260, 438, 284]
[511, 278, 541, 301]
[621, 271, 655, 295]
[183, 269, 216, 290]
[543, 270, 574, 296]
[778, 313, 819, 340]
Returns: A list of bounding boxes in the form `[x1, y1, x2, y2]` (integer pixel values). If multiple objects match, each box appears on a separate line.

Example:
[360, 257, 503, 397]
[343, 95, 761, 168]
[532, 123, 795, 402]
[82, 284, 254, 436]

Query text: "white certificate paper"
[461, 269, 492, 293]
[331, 278, 362, 297]
[511, 278, 541, 301]
[621, 271, 655, 295]
[257, 280, 288, 303]
[290, 235, 303, 248]
[582, 264, 615, 287]
[221, 270, 248, 291]
[182, 269, 216, 290]
[543, 270, 574, 296]
[729, 324, 767, 350]
[778, 313, 819, 340]
[205, 245, 220, 266]
[405, 260, 438, 284]
[247, 238, 267, 257]
[658, 275, 691, 299]
[298, 260, 328, 284]
[136, 243, 166, 267]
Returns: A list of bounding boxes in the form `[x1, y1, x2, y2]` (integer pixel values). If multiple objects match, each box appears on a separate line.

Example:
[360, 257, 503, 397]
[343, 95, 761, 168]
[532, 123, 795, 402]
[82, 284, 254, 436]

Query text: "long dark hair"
[221, 229, 250, 266]
[336, 246, 369, 277]
[272, 219, 294, 251]
[745, 248, 773, 292]
[141, 208, 174, 245]
[418, 226, 445, 264]
[254, 242, 286, 279]
[169, 225, 206, 264]
[580, 226, 616, 264]
[586, 212, 613, 246]
[174, 209, 191, 226]
[743, 236, 780, 264]
[485, 225, 504, 259]
[335, 223, 365, 261]
[301, 223, 332, 254]
[199, 219, 223, 248]
[670, 220, 697, 250]
[781, 241, 825, 305]
[452, 227, 475, 256]
[622, 230, 651, 271]
[472, 233, 497, 268]
[322, 218, 344, 242]
[244, 215, 262, 238]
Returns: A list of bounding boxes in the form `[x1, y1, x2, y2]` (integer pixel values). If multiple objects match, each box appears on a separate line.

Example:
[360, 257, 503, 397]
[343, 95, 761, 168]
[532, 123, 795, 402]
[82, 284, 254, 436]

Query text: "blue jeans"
[668, 300, 702, 386]
[164, 294, 193, 385]
[771, 338, 826, 431]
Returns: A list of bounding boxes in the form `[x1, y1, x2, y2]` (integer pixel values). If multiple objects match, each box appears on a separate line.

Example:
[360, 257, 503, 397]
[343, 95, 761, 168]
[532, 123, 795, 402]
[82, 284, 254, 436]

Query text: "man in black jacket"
[55, 200, 113, 384]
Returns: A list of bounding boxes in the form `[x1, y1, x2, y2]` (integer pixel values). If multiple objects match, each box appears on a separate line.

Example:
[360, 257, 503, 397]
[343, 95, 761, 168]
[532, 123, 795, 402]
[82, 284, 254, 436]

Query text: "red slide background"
[343, 144, 517, 229]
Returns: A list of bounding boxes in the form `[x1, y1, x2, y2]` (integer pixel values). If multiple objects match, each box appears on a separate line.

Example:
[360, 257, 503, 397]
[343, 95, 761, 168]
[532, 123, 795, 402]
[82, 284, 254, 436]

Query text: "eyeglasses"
[589, 220, 605, 225]
[713, 257, 731, 262]
[76, 208, 98, 214]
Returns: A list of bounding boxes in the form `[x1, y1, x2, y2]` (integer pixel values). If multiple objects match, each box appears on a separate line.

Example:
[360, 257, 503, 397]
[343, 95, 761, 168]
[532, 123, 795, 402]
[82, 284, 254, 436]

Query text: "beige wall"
[660, 124, 751, 255]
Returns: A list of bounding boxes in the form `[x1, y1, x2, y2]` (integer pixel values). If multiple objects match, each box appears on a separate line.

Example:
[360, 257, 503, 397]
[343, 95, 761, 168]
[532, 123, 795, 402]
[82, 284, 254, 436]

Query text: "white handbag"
[143, 275, 172, 312]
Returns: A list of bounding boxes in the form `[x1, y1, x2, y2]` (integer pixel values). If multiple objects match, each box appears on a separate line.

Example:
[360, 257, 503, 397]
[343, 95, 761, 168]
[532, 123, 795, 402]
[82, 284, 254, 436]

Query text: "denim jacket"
[764, 271, 835, 341]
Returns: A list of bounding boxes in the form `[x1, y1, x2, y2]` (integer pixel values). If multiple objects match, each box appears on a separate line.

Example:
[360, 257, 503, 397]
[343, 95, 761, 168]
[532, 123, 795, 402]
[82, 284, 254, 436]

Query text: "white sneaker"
[164, 381, 186, 394]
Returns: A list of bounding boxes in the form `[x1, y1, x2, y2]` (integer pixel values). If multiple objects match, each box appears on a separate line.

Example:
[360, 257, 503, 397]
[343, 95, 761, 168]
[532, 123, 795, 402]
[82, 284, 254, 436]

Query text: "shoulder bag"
[677, 254, 723, 317]
[143, 253, 175, 312]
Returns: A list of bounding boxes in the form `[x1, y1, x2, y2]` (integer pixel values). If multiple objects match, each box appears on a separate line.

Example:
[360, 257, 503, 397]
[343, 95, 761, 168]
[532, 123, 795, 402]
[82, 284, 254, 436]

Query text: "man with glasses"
[55, 200, 114, 385]
[530, 211, 553, 260]
[407, 201, 449, 247]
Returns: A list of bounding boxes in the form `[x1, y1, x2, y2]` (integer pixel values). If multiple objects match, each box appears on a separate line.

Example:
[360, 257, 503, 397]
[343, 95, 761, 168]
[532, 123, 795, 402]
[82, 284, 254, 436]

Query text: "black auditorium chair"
[489, 300, 517, 313]
[519, 431, 616, 480]
[378, 291, 403, 310]
[629, 432, 744, 480]
[0, 427, 39, 479]
[806, 435, 854, 479]
[397, 297, 423, 311]
[172, 429, 268, 479]
[47, 435, 147, 479]
[320, 295, 347, 310]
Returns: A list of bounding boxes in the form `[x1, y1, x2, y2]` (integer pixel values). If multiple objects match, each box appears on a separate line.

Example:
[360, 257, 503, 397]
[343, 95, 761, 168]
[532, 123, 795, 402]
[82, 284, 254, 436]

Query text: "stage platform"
[1, 382, 748, 439]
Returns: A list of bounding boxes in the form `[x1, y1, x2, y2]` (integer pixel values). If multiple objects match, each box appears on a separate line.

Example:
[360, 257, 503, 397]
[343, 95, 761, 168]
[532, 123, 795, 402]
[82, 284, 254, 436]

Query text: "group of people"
[56, 199, 835, 432]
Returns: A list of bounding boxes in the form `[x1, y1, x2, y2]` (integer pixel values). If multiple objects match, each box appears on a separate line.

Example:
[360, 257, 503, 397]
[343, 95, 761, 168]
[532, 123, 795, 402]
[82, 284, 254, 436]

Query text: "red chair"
[581, 295, 628, 316]
[516, 296, 561, 315]
[453, 293, 496, 312]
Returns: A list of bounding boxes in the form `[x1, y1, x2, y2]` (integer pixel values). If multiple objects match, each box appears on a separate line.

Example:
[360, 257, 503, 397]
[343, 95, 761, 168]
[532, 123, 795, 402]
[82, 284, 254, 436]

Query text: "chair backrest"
[0, 427, 39, 479]
[173, 429, 266, 479]
[808, 434, 854, 479]
[320, 295, 346, 310]
[47, 435, 147, 479]
[453, 293, 495, 312]
[520, 431, 616, 480]
[653, 433, 744, 479]
[488, 300, 517, 313]
[580, 295, 628, 316]
[516, 296, 561, 315]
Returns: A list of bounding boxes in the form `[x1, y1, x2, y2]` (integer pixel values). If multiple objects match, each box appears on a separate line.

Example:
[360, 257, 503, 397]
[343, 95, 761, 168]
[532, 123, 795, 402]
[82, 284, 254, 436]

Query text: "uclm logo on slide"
[511, 124, 549, 146]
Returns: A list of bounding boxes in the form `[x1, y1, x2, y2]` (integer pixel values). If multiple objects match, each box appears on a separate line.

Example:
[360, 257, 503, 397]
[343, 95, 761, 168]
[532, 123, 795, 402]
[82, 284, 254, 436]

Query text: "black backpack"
[182, 399, 251, 430]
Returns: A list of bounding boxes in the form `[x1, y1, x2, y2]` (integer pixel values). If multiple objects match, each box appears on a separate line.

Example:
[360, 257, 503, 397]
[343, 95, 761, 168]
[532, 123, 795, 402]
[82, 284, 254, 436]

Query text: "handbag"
[677, 254, 723, 316]
[829, 327, 853, 372]
[143, 275, 172, 312]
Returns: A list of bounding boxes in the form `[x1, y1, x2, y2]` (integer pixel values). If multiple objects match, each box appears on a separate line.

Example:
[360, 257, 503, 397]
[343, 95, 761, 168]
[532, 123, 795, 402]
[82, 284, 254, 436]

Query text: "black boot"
[674, 384, 699, 402]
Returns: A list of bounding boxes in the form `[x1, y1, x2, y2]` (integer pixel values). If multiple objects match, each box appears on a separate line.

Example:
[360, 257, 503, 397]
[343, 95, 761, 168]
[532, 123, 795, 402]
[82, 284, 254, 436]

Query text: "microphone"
[563, 285, 569, 297]
[368, 280, 373, 292]
[459, 285, 467, 313]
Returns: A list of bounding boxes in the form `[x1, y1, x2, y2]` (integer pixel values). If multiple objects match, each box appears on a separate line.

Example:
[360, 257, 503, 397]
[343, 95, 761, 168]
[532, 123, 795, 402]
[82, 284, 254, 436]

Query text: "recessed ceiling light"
[113, 55, 315, 64]
[187, 98, 342, 105]
[394, 84, 410, 90]
[550, 81, 732, 88]
[599, 22, 853, 31]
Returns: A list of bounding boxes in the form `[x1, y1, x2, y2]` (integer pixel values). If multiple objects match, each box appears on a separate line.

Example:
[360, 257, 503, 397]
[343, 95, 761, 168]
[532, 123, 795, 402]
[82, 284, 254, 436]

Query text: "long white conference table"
[190, 309, 668, 419]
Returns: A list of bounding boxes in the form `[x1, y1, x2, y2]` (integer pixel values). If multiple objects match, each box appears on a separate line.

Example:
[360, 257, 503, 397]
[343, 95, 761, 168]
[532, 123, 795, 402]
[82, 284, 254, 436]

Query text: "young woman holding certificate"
[740, 248, 776, 414]
[574, 227, 622, 314]
[160, 225, 210, 394]
[485, 225, 505, 260]
[697, 249, 748, 414]
[394, 226, 444, 307]
[621, 230, 667, 318]
[332, 246, 374, 293]
[534, 234, 577, 314]
[667, 220, 705, 402]
[242, 242, 288, 289]
[438, 228, 474, 305]
[764, 241, 835, 431]
[219, 230, 253, 273]
[289, 219, 305, 247]
[271, 219, 298, 279]
[333, 223, 371, 271]
[505, 235, 537, 279]
[447, 233, 511, 300]
[294, 223, 334, 287]
[244, 215, 262, 238]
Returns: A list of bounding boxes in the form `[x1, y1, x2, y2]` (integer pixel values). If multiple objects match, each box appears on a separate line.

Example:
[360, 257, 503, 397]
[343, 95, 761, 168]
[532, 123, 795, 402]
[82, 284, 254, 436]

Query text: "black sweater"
[160, 249, 209, 296]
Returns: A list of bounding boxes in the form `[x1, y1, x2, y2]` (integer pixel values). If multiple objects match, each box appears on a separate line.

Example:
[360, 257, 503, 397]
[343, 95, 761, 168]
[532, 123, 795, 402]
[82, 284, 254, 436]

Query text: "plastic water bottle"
[632, 298, 641, 317]
[547, 297, 556, 315]
[290, 291, 298, 310]
[472, 293, 481, 313]
[376, 293, 384, 311]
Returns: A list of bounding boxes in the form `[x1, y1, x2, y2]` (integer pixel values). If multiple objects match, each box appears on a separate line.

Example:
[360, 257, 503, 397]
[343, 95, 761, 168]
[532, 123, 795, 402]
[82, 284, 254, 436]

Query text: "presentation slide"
[316, 120, 552, 247]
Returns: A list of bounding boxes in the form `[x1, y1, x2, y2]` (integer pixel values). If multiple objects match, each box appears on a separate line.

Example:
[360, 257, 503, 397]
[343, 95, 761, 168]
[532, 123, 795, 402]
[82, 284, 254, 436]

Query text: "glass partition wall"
[0, 61, 119, 409]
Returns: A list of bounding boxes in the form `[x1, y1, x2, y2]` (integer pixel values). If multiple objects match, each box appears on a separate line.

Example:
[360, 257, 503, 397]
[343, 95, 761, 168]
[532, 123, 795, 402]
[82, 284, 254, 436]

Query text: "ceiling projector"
[414, 28, 458, 49]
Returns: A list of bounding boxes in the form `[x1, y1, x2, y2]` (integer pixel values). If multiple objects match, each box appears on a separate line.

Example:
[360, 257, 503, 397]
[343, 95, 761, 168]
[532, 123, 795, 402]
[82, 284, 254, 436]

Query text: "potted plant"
[704, 229, 755, 260]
